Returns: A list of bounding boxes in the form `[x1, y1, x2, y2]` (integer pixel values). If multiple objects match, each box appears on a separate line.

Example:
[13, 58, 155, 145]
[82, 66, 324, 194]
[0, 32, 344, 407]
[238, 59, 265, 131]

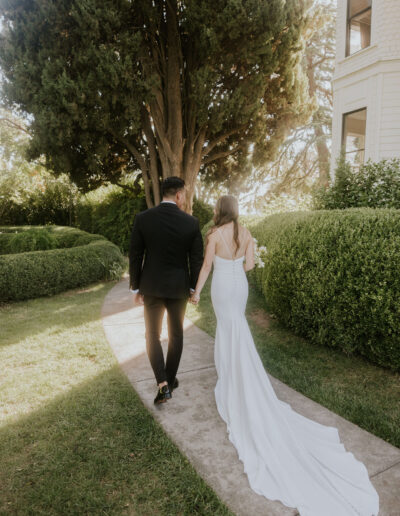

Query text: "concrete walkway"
[102, 277, 400, 516]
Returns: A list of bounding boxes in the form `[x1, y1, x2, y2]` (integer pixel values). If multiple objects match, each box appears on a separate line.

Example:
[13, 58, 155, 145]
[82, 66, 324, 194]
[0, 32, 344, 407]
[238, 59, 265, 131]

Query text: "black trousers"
[143, 295, 188, 385]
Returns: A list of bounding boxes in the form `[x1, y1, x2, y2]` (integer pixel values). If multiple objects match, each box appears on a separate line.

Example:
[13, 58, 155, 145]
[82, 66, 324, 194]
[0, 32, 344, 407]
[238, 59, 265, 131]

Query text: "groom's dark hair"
[162, 176, 185, 198]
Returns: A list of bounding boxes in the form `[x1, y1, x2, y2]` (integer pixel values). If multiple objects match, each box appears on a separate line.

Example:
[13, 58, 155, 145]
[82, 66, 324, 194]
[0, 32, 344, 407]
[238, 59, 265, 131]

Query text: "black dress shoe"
[169, 378, 179, 392]
[154, 385, 172, 405]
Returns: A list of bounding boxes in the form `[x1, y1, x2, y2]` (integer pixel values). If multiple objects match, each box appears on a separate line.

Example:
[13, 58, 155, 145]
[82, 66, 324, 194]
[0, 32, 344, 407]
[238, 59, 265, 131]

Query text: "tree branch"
[141, 105, 161, 203]
[202, 142, 244, 166]
[0, 116, 30, 134]
[201, 126, 246, 158]
[111, 129, 154, 207]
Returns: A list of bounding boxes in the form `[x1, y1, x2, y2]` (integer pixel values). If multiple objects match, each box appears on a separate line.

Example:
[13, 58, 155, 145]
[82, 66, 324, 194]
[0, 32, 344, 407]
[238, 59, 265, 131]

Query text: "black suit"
[129, 201, 204, 384]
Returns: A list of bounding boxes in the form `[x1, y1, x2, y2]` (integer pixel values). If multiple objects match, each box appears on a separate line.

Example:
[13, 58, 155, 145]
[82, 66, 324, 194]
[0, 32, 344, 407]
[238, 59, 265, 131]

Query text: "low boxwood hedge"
[244, 208, 400, 371]
[0, 225, 106, 255]
[0, 226, 125, 302]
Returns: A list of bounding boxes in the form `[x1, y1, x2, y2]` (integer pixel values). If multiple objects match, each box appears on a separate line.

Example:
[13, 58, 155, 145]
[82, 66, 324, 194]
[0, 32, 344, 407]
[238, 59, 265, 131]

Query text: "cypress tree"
[0, 0, 313, 210]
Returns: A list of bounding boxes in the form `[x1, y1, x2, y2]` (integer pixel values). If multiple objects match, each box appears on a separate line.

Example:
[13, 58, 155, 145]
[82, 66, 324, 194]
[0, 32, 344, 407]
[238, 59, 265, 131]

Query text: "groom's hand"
[190, 291, 200, 305]
[132, 292, 144, 306]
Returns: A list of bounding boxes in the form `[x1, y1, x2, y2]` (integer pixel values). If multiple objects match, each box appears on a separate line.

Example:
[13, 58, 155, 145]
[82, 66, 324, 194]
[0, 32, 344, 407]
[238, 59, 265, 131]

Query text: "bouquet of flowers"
[253, 237, 267, 268]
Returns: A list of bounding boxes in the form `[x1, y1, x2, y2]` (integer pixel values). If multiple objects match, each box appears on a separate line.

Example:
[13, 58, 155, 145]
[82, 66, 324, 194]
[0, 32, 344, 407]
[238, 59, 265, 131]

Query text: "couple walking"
[129, 176, 379, 516]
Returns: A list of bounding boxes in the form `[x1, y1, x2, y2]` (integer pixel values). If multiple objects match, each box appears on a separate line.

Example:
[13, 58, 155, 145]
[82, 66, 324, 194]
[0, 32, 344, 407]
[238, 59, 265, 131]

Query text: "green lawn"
[0, 282, 231, 516]
[186, 277, 400, 449]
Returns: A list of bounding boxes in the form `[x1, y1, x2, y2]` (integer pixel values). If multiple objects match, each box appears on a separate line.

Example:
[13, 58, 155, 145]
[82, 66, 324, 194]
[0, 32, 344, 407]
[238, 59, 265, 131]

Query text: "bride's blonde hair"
[207, 195, 240, 254]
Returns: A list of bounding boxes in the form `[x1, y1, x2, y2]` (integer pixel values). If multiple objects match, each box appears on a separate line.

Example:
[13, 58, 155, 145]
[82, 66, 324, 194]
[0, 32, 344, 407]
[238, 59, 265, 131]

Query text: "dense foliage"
[76, 190, 212, 253]
[6, 228, 58, 254]
[0, 225, 106, 254]
[75, 187, 147, 254]
[0, 226, 124, 301]
[0, 108, 79, 226]
[192, 198, 214, 229]
[2, 169, 211, 254]
[1, 173, 78, 226]
[0, 0, 313, 209]
[314, 157, 400, 210]
[245, 209, 400, 371]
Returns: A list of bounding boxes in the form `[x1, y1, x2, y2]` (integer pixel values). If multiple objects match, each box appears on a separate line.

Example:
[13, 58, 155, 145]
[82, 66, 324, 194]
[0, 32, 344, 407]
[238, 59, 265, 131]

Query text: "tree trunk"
[306, 54, 331, 188]
[313, 121, 331, 187]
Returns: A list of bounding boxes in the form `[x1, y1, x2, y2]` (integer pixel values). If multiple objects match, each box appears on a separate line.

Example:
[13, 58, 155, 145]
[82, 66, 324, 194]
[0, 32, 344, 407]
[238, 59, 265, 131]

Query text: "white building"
[331, 0, 400, 174]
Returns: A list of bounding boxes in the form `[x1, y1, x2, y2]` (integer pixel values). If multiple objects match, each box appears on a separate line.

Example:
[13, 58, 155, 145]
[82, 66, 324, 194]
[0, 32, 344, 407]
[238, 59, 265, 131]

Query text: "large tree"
[0, 0, 313, 211]
[245, 0, 335, 210]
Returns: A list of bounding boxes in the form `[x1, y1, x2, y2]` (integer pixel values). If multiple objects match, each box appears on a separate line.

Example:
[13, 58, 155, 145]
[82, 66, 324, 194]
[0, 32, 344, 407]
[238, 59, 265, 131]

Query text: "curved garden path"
[102, 276, 400, 516]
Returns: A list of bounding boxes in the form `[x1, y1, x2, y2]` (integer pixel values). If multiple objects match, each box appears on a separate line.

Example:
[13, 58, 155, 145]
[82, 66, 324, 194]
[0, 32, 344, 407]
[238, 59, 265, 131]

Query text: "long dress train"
[210, 229, 379, 516]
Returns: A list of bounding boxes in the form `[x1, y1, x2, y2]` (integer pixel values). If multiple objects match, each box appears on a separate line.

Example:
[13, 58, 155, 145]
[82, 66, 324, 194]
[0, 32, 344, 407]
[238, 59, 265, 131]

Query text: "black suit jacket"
[129, 202, 204, 299]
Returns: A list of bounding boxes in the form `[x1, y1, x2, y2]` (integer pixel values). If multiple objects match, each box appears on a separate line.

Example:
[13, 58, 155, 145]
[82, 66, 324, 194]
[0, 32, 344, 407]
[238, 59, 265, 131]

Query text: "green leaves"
[1, 0, 313, 204]
[0, 226, 124, 302]
[314, 157, 400, 210]
[246, 209, 400, 371]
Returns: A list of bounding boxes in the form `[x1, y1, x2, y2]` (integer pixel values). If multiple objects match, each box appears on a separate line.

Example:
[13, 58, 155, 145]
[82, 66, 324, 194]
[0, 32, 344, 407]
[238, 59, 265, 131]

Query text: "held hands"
[132, 292, 144, 306]
[190, 290, 200, 305]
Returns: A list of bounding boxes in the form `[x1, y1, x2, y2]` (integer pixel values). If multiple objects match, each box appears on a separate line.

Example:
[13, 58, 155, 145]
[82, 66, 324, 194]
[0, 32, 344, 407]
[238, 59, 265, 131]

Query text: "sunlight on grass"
[0, 282, 231, 515]
[0, 283, 113, 425]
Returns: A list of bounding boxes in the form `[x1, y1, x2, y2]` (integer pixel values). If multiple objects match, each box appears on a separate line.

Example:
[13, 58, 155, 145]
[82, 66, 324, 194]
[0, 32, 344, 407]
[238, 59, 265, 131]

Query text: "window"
[346, 0, 372, 56]
[342, 109, 367, 166]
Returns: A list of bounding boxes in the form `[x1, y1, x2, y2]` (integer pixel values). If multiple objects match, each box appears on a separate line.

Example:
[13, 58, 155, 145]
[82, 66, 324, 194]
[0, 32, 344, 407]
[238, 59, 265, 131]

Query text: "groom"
[129, 177, 204, 404]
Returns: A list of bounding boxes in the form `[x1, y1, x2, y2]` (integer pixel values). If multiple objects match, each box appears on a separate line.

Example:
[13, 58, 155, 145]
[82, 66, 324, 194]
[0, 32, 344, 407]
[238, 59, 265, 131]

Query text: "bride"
[191, 195, 379, 516]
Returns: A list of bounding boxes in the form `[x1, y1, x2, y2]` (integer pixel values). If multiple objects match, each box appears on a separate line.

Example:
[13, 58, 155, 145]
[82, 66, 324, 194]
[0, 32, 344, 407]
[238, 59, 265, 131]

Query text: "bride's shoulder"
[239, 224, 251, 238]
[206, 225, 219, 239]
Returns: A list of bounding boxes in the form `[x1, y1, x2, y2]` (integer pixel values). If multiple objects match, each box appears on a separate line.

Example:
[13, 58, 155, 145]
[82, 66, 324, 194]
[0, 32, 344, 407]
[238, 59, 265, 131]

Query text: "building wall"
[331, 0, 400, 175]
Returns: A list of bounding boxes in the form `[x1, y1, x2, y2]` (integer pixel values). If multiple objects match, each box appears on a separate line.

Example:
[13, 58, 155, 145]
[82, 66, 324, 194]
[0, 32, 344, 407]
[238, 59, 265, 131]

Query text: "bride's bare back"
[213, 222, 252, 260]
[192, 221, 255, 302]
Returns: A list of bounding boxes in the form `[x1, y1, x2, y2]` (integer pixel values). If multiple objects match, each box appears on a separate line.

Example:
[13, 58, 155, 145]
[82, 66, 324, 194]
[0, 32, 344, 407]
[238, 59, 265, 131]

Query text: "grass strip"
[0, 282, 231, 516]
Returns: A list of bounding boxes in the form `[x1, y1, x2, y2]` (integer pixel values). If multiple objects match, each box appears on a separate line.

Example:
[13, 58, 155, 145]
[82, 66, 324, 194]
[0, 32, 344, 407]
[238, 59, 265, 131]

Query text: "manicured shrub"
[244, 209, 400, 371]
[192, 198, 214, 229]
[0, 226, 33, 233]
[7, 228, 57, 253]
[314, 156, 400, 210]
[0, 173, 78, 226]
[76, 188, 213, 252]
[75, 187, 147, 254]
[0, 226, 106, 254]
[0, 233, 11, 255]
[0, 226, 125, 301]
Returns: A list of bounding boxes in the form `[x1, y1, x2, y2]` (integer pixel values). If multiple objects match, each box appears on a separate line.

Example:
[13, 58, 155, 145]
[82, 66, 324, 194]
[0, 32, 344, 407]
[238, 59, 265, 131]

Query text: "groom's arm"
[189, 220, 204, 290]
[129, 213, 145, 291]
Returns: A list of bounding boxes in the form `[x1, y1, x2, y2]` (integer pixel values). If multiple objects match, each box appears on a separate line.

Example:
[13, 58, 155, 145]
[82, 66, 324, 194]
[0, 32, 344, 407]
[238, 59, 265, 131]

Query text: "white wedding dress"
[210, 228, 379, 516]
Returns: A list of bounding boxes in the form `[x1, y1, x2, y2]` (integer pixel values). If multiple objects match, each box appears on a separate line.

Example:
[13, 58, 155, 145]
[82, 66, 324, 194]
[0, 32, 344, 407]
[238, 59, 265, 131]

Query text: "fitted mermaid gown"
[210, 230, 379, 516]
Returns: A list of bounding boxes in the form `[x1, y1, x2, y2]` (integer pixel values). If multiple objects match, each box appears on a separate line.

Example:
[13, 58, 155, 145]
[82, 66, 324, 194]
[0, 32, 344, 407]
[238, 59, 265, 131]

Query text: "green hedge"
[76, 190, 213, 254]
[0, 226, 125, 302]
[0, 225, 106, 255]
[313, 157, 400, 210]
[75, 189, 147, 254]
[192, 199, 214, 229]
[244, 209, 400, 371]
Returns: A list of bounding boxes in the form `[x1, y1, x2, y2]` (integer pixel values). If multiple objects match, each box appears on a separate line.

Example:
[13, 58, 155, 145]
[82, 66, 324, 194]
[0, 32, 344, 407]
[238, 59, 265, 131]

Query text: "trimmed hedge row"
[192, 199, 214, 229]
[76, 193, 213, 254]
[0, 225, 106, 255]
[243, 209, 400, 371]
[75, 191, 147, 254]
[0, 226, 125, 302]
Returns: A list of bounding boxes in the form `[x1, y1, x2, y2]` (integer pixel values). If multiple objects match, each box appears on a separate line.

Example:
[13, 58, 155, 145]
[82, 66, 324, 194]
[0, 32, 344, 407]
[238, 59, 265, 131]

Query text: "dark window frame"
[346, 0, 372, 57]
[341, 107, 367, 166]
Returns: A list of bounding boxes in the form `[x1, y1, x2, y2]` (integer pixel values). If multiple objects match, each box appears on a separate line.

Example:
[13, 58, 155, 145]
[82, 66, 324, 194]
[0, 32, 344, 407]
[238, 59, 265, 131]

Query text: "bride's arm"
[192, 232, 216, 302]
[243, 230, 255, 272]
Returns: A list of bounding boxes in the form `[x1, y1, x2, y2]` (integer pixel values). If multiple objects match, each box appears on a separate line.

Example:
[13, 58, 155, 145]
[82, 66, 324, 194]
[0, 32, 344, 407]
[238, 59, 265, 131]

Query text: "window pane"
[349, 9, 371, 54]
[343, 109, 366, 165]
[346, 150, 365, 167]
[349, 0, 371, 18]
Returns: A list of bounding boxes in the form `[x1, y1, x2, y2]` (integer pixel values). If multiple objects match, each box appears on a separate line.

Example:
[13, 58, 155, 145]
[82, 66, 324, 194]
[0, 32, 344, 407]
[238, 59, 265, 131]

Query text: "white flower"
[253, 237, 267, 268]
